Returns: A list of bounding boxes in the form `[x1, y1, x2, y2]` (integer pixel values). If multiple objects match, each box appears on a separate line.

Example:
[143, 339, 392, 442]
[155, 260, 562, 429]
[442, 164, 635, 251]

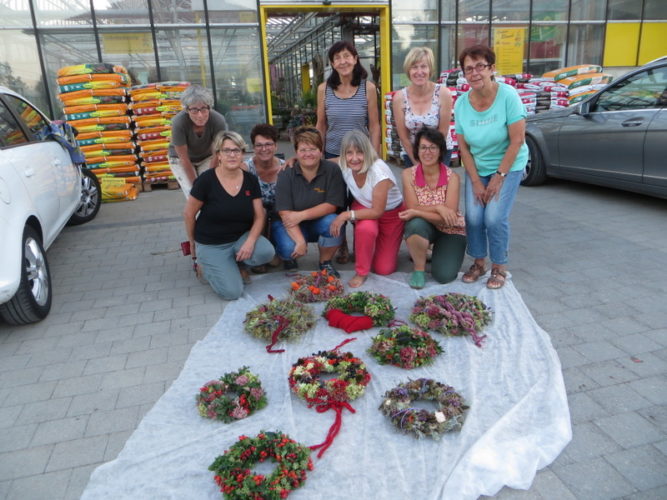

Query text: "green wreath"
[210, 431, 313, 499]
[244, 296, 315, 343]
[323, 291, 395, 327]
[196, 367, 267, 422]
[369, 325, 443, 369]
[379, 378, 468, 439]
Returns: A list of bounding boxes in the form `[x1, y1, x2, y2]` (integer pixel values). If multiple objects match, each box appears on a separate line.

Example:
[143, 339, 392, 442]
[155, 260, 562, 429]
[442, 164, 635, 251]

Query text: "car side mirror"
[579, 100, 591, 116]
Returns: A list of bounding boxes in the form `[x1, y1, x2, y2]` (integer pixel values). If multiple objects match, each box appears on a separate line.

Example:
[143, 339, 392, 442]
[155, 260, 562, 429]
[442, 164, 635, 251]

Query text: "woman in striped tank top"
[316, 40, 381, 160]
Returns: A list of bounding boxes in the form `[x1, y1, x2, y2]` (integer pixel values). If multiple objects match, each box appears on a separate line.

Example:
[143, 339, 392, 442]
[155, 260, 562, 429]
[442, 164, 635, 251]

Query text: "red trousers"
[351, 200, 405, 276]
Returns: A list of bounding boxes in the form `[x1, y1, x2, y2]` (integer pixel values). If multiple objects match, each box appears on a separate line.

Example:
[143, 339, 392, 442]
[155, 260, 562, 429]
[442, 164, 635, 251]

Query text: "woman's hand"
[471, 179, 487, 205]
[329, 213, 348, 238]
[435, 206, 459, 227]
[236, 239, 255, 262]
[484, 175, 504, 203]
[281, 210, 303, 228]
[291, 240, 307, 259]
[398, 208, 418, 221]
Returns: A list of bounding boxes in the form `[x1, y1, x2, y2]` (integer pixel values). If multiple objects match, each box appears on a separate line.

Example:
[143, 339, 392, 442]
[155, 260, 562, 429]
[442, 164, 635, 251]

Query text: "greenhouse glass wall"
[0, 0, 665, 139]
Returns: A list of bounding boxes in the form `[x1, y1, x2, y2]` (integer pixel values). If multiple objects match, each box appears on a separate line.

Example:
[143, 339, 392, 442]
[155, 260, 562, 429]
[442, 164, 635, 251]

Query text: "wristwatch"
[495, 170, 507, 178]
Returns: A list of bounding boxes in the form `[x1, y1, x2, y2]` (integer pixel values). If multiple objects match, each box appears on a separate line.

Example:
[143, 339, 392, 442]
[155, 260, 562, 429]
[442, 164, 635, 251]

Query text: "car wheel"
[0, 226, 52, 325]
[521, 136, 547, 186]
[68, 168, 101, 226]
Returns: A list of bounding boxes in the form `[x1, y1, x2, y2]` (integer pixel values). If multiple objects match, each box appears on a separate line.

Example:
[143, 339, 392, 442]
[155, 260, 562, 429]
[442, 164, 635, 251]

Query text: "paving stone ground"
[1, 158, 666, 499]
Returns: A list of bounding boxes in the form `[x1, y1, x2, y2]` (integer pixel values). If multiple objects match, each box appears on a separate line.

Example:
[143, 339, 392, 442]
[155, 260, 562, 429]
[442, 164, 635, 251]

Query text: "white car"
[0, 86, 101, 325]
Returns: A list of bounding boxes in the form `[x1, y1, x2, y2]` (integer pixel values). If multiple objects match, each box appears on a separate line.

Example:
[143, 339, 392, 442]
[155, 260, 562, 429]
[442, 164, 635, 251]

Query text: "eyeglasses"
[220, 148, 242, 156]
[418, 145, 439, 153]
[187, 106, 210, 114]
[254, 142, 275, 149]
[463, 63, 491, 75]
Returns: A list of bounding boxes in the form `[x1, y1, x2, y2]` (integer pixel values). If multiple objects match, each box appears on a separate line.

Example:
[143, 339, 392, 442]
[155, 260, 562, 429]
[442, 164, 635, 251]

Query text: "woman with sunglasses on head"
[183, 131, 275, 300]
[455, 45, 528, 290]
[273, 127, 347, 277]
[399, 127, 466, 289]
[169, 85, 228, 198]
[329, 130, 405, 288]
[245, 123, 284, 273]
[392, 47, 453, 167]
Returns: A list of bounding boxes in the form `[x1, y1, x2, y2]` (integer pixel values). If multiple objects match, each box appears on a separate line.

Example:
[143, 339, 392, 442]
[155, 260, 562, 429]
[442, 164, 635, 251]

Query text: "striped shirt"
[324, 80, 369, 156]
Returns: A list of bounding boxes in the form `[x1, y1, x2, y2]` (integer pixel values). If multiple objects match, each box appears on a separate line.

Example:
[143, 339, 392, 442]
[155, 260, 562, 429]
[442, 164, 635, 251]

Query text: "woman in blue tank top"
[316, 40, 381, 160]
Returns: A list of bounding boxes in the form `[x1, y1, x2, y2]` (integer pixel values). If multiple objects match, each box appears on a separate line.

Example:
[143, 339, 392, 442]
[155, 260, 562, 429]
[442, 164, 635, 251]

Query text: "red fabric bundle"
[325, 308, 373, 333]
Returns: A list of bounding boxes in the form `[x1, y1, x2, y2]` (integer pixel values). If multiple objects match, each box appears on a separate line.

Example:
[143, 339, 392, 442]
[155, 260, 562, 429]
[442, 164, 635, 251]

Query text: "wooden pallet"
[142, 180, 179, 192]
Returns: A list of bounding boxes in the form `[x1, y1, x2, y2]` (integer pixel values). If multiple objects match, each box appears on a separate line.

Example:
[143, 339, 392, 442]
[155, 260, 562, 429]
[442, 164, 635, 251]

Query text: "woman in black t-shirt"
[183, 131, 275, 300]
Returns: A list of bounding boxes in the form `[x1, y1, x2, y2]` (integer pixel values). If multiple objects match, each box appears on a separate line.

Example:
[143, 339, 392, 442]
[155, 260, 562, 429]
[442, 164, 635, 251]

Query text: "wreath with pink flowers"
[196, 367, 267, 423]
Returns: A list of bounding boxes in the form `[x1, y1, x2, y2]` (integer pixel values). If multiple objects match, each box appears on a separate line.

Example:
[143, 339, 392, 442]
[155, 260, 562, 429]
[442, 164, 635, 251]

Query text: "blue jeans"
[464, 170, 522, 265]
[271, 213, 344, 260]
[196, 232, 275, 300]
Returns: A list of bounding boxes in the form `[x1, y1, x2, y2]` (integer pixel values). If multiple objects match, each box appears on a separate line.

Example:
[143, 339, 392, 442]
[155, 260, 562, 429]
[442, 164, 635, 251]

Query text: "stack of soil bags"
[383, 91, 401, 160]
[541, 64, 613, 106]
[128, 82, 189, 187]
[57, 63, 139, 202]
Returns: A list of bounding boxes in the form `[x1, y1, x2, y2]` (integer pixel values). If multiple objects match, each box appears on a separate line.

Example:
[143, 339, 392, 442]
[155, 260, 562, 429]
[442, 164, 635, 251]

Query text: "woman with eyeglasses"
[273, 127, 347, 277]
[329, 130, 405, 288]
[455, 45, 528, 290]
[183, 131, 275, 300]
[392, 47, 453, 167]
[399, 127, 466, 289]
[245, 123, 284, 273]
[169, 85, 228, 198]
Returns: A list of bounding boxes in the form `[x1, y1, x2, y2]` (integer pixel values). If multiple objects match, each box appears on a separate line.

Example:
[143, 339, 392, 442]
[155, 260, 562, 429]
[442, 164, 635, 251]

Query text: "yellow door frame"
[259, 4, 391, 158]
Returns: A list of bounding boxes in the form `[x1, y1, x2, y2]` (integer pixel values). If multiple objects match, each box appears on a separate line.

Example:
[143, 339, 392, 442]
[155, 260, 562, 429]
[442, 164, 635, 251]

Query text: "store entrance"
[259, 4, 390, 155]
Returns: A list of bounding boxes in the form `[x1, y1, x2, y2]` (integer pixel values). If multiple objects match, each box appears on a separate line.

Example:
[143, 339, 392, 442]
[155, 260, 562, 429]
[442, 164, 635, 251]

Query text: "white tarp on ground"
[82, 272, 571, 500]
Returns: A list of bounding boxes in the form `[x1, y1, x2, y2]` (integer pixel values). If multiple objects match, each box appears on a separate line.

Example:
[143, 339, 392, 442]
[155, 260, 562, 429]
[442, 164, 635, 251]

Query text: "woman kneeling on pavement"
[399, 127, 466, 289]
[273, 127, 347, 277]
[329, 130, 405, 288]
[183, 131, 274, 300]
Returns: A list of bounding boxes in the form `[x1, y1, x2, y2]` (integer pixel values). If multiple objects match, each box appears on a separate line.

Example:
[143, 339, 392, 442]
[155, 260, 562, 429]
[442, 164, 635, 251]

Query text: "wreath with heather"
[288, 348, 370, 404]
[209, 431, 313, 499]
[379, 378, 469, 439]
[196, 367, 267, 422]
[410, 293, 492, 347]
[369, 325, 443, 369]
[323, 291, 395, 327]
[244, 296, 316, 353]
[289, 269, 344, 303]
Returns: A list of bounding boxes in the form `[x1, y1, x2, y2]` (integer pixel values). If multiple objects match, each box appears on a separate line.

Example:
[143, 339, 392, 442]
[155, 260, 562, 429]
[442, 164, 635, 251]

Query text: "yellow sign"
[102, 33, 153, 54]
[493, 27, 526, 75]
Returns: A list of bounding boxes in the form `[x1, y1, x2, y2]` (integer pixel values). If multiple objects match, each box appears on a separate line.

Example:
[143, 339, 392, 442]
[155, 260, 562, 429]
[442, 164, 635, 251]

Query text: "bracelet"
[349, 210, 356, 221]
[495, 170, 507, 178]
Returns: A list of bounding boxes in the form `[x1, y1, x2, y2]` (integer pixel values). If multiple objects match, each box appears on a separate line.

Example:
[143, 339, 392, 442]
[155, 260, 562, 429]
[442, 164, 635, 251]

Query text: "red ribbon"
[308, 399, 356, 458]
[265, 315, 289, 354]
[331, 337, 357, 352]
[325, 308, 373, 333]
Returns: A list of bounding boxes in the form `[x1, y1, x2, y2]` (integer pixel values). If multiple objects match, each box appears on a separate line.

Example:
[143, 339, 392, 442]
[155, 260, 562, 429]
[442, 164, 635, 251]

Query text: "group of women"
[176, 43, 528, 300]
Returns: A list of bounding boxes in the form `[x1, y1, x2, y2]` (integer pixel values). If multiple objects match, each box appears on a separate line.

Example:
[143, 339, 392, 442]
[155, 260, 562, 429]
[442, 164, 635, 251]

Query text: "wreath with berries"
[369, 325, 443, 369]
[379, 378, 469, 439]
[410, 293, 493, 347]
[323, 291, 395, 327]
[288, 339, 371, 457]
[209, 431, 313, 499]
[244, 296, 316, 353]
[196, 367, 267, 423]
[289, 269, 344, 303]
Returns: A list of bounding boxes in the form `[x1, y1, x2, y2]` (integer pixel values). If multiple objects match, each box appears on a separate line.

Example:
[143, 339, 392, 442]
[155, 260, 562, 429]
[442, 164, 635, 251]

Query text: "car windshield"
[595, 66, 667, 111]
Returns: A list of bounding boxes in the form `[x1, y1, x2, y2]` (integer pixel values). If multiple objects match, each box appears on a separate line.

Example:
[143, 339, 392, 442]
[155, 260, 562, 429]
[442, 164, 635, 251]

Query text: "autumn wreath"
[196, 367, 267, 422]
[323, 291, 395, 331]
[288, 269, 344, 303]
[209, 431, 313, 499]
[379, 378, 468, 439]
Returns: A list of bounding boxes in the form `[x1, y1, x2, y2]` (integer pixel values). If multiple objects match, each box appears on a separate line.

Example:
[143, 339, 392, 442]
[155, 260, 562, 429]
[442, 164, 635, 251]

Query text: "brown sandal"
[462, 263, 486, 283]
[486, 268, 507, 289]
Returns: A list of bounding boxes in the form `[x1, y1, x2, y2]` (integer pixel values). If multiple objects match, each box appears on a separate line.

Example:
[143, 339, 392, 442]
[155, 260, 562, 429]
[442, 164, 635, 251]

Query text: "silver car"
[522, 57, 667, 199]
